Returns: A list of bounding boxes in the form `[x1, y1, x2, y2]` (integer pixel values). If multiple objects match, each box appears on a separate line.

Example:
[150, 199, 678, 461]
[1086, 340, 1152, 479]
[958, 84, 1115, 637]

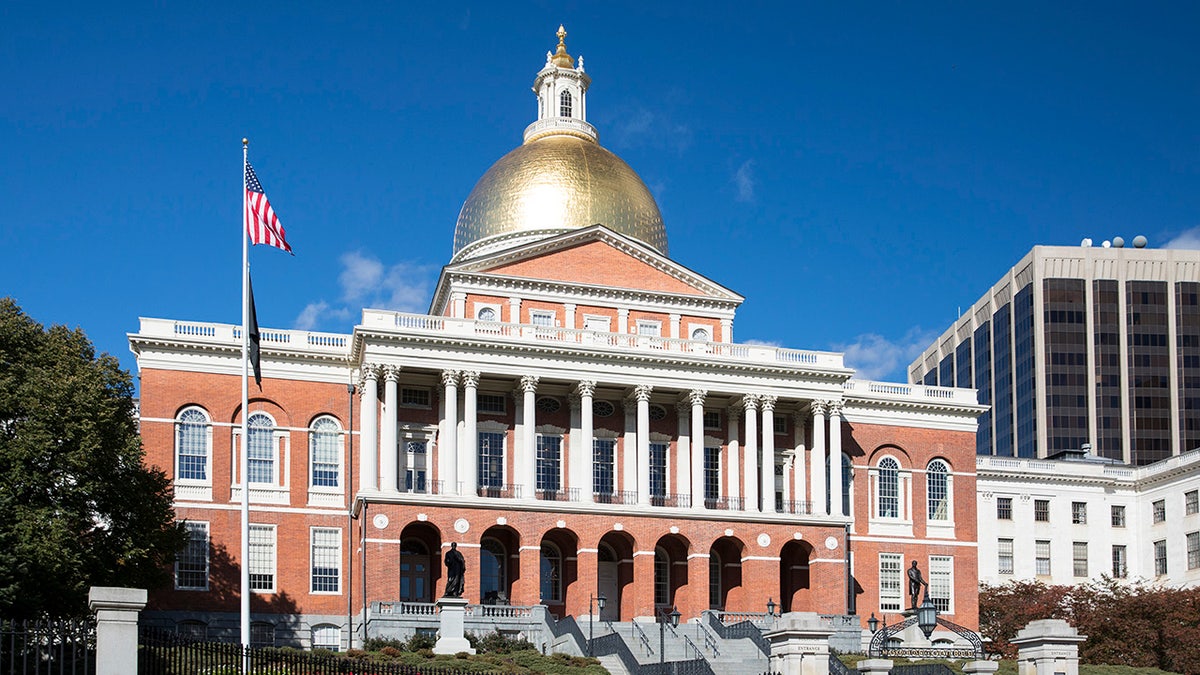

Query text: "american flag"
[245, 162, 292, 253]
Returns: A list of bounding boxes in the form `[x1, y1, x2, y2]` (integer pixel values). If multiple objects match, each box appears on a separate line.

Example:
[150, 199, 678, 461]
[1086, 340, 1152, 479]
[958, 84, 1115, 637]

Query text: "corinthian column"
[792, 410, 807, 508]
[742, 394, 759, 512]
[576, 381, 596, 503]
[727, 402, 742, 505]
[633, 384, 653, 505]
[519, 375, 539, 497]
[461, 371, 479, 497]
[358, 365, 379, 493]
[760, 395, 777, 513]
[675, 401, 691, 506]
[689, 390, 706, 510]
[441, 370, 460, 495]
[828, 401, 844, 516]
[810, 401, 828, 516]
[379, 365, 400, 493]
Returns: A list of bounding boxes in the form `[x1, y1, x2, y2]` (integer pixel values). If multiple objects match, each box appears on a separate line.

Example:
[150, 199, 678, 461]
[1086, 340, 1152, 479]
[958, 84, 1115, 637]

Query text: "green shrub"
[474, 631, 536, 654]
[363, 636, 404, 651]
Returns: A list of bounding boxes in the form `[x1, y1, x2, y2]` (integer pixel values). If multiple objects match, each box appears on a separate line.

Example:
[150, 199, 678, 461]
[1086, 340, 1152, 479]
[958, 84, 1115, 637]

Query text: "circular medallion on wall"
[724, 528, 734, 537]
[825, 536, 839, 550]
[556, 520, 567, 529]
[372, 514, 389, 530]
[454, 518, 470, 534]
[670, 526, 680, 534]
[757, 533, 771, 548]
[497, 516, 508, 525]
[793, 532, 803, 540]
[614, 522, 624, 531]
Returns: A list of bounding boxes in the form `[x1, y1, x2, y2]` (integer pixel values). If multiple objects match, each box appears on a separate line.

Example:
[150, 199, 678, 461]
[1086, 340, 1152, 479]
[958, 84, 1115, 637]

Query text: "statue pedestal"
[433, 597, 475, 655]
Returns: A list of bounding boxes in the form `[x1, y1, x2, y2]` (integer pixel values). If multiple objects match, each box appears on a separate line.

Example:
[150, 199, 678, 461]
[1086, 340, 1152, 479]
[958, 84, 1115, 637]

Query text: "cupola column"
[810, 401, 828, 516]
[358, 365, 379, 493]
[761, 395, 778, 513]
[379, 366, 400, 493]
[742, 395, 759, 512]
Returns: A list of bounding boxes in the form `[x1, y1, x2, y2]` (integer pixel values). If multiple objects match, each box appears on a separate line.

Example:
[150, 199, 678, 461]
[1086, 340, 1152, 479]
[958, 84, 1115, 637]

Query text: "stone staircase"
[586, 619, 769, 675]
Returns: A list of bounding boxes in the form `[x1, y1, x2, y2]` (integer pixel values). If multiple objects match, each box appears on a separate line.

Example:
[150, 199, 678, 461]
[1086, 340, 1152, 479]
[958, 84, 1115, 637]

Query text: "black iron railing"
[704, 496, 744, 510]
[595, 490, 638, 505]
[650, 493, 691, 508]
[1, 617, 95, 675]
[477, 483, 521, 499]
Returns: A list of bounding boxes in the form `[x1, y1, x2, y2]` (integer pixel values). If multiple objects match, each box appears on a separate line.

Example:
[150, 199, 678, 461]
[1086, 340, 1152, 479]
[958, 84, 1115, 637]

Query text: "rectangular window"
[649, 442, 668, 498]
[536, 435, 562, 493]
[1186, 490, 1199, 516]
[1072, 502, 1087, 525]
[998, 539, 1014, 575]
[1112, 505, 1126, 527]
[175, 522, 209, 590]
[593, 439, 615, 496]
[929, 556, 953, 613]
[478, 394, 506, 414]
[1154, 540, 1168, 575]
[637, 320, 662, 337]
[703, 411, 721, 430]
[310, 424, 340, 488]
[1034, 499, 1050, 522]
[879, 553, 903, 612]
[1188, 532, 1200, 570]
[1072, 542, 1088, 577]
[773, 416, 787, 435]
[478, 432, 504, 489]
[530, 310, 555, 327]
[1153, 500, 1166, 523]
[404, 441, 427, 492]
[249, 524, 276, 592]
[997, 497, 1013, 520]
[401, 387, 430, 407]
[177, 415, 208, 481]
[1112, 545, 1127, 578]
[1035, 540, 1051, 576]
[704, 446, 720, 502]
[311, 528, 340, 593]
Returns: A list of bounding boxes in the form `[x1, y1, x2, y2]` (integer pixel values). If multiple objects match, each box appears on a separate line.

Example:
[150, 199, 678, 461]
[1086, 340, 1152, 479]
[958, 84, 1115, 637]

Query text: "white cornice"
[441, 272, 740, 315]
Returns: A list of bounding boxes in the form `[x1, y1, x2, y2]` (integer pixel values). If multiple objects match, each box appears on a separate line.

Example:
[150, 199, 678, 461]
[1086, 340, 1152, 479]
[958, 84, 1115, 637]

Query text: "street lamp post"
[867, 613, 879, 634]
[766, 598, 776, 619]
[588, 593, 606, 656]
[659, 606, 680, 664]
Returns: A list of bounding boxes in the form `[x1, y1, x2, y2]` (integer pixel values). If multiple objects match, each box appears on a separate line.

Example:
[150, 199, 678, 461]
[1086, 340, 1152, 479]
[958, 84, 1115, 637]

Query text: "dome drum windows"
[559, 90, 573, 118]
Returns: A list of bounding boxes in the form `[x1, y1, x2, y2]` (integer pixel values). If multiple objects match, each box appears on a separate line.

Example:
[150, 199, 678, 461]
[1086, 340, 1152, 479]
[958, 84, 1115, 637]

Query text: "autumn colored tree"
[0, 298, 185, 617]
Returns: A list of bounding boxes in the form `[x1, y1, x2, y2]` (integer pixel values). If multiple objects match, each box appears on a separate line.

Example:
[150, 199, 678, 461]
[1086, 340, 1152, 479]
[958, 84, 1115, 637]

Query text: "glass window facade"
[1044, 279, 1088, 452]
[1093, 280, 1124, 459]
[974, 321, 993, 455]
[993, 304, 1014, 456]
[1177, 282, 1200, 455]
[1014, 286, 1038, 458]
[955, 340, 972, 389]
[938, 353, 954, 389]
[1127, 281, 1171, 465]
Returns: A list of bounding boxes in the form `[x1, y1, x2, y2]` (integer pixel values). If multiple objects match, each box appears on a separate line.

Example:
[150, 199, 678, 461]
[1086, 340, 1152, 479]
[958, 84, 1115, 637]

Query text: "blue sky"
[3, 2, 1198, 386]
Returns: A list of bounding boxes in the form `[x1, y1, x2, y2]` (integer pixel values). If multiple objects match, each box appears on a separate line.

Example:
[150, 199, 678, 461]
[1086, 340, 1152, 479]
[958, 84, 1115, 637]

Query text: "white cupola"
[524, 25, 598, 143]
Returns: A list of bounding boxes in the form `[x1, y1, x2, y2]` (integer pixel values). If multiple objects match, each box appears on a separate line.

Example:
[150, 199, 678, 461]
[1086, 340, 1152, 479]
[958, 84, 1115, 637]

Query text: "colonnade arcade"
[385, 515, 832, 621]
[355, 363, 853, 517]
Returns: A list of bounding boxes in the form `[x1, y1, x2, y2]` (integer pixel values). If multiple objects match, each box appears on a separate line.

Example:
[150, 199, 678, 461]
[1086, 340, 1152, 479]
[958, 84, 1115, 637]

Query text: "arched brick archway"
[598, 531, 634, 621]
[708, 536, 745, 610]
[478, 525, 520, 605]
[399, 522, 441, 602]
[540, 528, 578, 618]
[654, 534, 690, 616]
[780, 539, 813, 612]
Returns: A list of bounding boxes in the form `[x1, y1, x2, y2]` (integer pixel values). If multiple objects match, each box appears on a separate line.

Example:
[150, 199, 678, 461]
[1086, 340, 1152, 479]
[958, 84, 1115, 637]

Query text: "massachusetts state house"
[131, 27, 984, 650]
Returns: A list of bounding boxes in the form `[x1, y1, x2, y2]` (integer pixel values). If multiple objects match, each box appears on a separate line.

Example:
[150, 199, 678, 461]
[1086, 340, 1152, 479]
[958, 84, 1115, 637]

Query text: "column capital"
[460, 371, 480, 388]
[727, 400, 744, 420]
[828, 400, 844, 416]
[687, 389, 707, 407]
[810, 400, 828, 416]
[629, 383, 653, 403]
[675, 400, 691, 417]
[741, 393, 761, 411]
[358, 363, 380, 385]
[440, 369, 460, 387]
[382, 364, 402, 382]
[568, 393, 582, 412]
[518, 374, 540, 394]
[792, 409, 808, 425]
[759, 394, 778, 412]
[575, 380, 597, 398]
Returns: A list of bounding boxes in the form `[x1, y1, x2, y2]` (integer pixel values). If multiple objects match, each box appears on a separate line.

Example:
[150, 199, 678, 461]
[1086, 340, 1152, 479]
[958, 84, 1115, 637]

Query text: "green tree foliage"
[981, 579, 1200, 674]
[0, 298, 185, 617]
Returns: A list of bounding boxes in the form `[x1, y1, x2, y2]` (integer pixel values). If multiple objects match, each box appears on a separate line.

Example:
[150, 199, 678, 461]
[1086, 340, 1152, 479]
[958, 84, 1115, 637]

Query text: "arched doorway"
[708, 537, 744, 610]
[540, 529, 578, 617]
[654, 534, 690, 612]
[480, 525, 519, 605]
[598, 531, 634, 621]
[399, 522, 441, 602]
[779, 540, 813, 612]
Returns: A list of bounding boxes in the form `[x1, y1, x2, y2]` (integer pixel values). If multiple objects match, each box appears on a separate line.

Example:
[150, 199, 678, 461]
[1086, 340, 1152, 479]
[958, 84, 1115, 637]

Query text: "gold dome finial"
[551, 24, 574, 68]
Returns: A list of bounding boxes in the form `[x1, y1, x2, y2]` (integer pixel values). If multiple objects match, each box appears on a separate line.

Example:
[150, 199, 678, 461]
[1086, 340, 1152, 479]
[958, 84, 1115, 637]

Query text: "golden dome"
[452, 134, 668, 261]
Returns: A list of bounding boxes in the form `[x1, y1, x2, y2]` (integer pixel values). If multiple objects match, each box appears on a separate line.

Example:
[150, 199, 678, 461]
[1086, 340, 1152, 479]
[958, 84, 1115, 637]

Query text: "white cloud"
[293, 251, 434, 331]
[835, 327, 939, 382]
[1164, 226, 1200, 250]
[609, 105, 693, 153]
[733, 160, 755, 203]
[744, 338, 782, 348]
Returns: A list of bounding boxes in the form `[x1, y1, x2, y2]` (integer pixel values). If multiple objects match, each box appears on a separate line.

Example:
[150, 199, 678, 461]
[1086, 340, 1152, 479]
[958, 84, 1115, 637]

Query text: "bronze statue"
[907, 560, 928, 609]
[444, 542, 465, 598]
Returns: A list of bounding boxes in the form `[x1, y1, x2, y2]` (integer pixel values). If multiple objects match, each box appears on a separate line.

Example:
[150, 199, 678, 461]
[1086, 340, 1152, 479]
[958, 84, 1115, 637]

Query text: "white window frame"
[400, 387, 432, 408]
[1035, 540, 1051, 576]
[478, 393, 507, 415]
[1072, 541, 1088, 577]
[1112, 544, 1128, 578]
[636, 320, 662, 337]
[232, 412, 290, 504]
[310, 527, 342, 594]
[475, 304, 501, 322]
[928, 555, 953, 614]
[530, 309, 557, 328]
[308, 416, 343, 491]
[477, 420, 508, 490]
[997, 538, 1014, 575]
[879, 553, 903, 612]
[249, 524, 277, 593]
[926, 459, 952, 522]
[175, 407, 213, 500]
[404, 437, 430, 493]
[311, 624, 341, 651]
[175, 521, 209, 590]
[583, 315, 611, 333]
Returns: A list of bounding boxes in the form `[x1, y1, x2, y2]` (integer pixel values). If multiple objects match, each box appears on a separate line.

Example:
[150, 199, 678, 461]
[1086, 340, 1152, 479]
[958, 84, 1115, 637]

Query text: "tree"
[0, 298, 185, 617]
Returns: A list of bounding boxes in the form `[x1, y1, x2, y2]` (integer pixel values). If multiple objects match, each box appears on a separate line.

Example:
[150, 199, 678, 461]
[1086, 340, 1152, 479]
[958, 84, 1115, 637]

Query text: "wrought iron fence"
[138, 626, 490, 675]
[1, 617, 95, 675]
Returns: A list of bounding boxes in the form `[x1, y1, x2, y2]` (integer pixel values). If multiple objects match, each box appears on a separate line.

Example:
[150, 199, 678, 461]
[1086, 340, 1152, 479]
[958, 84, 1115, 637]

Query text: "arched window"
[927, 460, 950, 520]
[176, 408, 210, 481]
[559, 90, 573, 117]
[708, 551, 722, 609]
[312, 624, 340, 651]
[654, 547, 669, 607]
[540, 543, 562, 603]
[480, 538, 506, 604]
[310, 417, 341, 488]
[247, 413, 276, 484]
[878, 457, 899, 518]
[691, 327, 710, 342]
[476, 306, 497, 322]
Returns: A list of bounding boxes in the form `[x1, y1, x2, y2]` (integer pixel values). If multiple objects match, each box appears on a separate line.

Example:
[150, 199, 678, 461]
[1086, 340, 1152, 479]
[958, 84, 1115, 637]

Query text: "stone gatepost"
[88, 587, 147, 675]
[857, 658, 893, 675]
[763, 612, 835, 675]
[963, 661, 1000, 675]
[433, 597, 476, 655]
[1010, 619, 1086, 675]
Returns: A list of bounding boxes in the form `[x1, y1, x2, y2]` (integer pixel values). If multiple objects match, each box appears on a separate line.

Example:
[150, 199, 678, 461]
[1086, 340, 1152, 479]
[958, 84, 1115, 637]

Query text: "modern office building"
[910, 243, 1200, 466]
[130, 29, 984, 649]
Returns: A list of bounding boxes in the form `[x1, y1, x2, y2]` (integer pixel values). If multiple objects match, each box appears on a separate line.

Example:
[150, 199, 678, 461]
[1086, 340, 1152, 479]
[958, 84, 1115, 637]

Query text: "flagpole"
[240, 138, 252, 655]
